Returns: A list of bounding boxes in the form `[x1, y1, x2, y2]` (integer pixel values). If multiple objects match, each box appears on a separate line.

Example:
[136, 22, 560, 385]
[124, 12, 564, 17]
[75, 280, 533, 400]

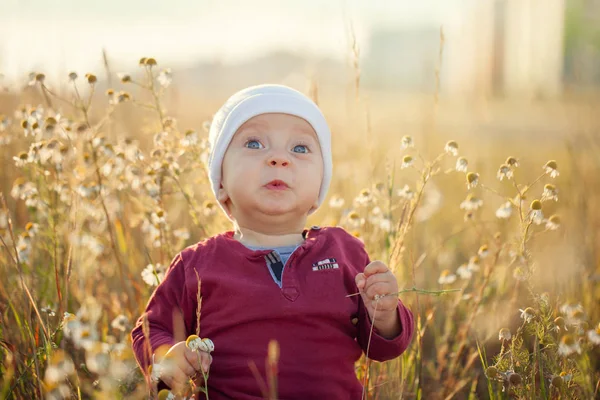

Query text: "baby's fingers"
[185, 348, 212, 373]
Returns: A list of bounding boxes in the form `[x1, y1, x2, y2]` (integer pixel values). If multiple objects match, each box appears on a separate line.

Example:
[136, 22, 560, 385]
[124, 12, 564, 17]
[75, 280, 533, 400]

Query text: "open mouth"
[265, 180, 289, 190]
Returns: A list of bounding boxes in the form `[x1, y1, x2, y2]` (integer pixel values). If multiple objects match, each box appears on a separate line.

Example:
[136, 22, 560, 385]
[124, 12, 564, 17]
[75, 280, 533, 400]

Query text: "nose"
[267, 151, 290, 167]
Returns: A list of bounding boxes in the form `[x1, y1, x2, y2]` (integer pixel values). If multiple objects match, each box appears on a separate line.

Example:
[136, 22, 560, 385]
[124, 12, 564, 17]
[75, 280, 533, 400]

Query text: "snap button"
[311, 225, 321, 230]
[351, 317, 358, 325]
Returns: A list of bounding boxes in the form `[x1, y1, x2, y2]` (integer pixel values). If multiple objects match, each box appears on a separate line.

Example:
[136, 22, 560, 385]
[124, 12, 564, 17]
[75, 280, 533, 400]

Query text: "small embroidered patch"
[312, 258, 339, 271]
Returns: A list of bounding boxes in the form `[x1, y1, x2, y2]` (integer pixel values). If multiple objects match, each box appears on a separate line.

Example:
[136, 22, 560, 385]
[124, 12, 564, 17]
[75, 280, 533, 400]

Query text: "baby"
[131, 84, 414, 399]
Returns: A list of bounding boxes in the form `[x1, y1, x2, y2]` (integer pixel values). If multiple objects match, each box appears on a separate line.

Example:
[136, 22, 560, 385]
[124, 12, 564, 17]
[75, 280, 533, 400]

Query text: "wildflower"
[13, 151, 29, 167]
[144, 57, 158, 67]
[519, 307, 536, 323]
[151, 209, 166, 226]
[346, 210, 365, 228]
[437, 269, 457, 285]
[141, 263, 166, 286]
[497, 164, 512, 180]
[377, 217, 392, 232]
[401, 155, 413, 169]
[546, 215, 560, 230]
[543, 160, 559, 178]
[117, 72, 131, 83]
[466, 257, 479, 272]
[186, 335, 215, 353]
[460, 194, 483, 211]
[354, 189, 373, 207]
[456, 264, 472, 280]
[485, 366, 499, 379]
[328, 195, 345, 209]
[541, 184, 558, 202]
[560, 302, 583, 316]
[158, 390, 176, 400]
[466, 172, 479, 189]
[401, 135, 413, 149]
[558, 334, 581, 356]
[553, 316, 567, 332]
[444, 140, 458, 156]
[111, 315, 129, 332]
[44, 350, 75, 384]
[455, 157, 468, 172]
[529, 200, 544, 225]
[85, 73, 97, 84]
[373, 182, 386, 196]
[550, 375, 564, 389]
[68, 72, 78, 81]
[513, 266, 527, 281]
[495, 201, 513, 219]
[41, 306, 56, 317]
[85, 342, 110, 374]
[478, 245, 489, 258]
[507, 372, 522, 386]
[587, 323, 600, 345]
[173, 228, 191, 241]
[181, 129, 199, 147]
[506, 156, 519, 167]
[157, 68, 172, 87]
[499, 328, 511, 341]
[203, 200, 218, 217]
[397, 184, 414, 200]
[0, 114, 11, 131]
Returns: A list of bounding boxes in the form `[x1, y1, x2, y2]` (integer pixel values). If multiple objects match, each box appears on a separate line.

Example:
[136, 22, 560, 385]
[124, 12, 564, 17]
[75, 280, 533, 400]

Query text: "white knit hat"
[207, 84, 332, 216]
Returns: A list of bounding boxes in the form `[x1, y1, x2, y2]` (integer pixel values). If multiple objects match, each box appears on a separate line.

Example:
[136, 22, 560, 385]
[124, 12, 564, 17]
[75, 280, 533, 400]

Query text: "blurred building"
[365, 0, 568, 98]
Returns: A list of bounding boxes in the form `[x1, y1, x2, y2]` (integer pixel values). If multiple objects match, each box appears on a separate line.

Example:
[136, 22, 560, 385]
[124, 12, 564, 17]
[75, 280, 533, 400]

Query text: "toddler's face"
[218, 113, 324, 223]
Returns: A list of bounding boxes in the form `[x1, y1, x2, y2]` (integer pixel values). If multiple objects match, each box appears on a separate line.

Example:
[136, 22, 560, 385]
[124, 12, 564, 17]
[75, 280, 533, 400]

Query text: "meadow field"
[0, 58, 599, 399]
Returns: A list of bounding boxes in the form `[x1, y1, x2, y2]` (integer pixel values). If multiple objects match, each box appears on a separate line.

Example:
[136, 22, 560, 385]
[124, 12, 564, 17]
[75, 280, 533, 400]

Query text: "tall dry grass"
[0, 54, 599, 400]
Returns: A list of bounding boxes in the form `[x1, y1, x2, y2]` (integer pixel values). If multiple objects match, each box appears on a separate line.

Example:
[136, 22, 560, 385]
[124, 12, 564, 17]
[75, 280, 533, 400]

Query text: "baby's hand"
[355, 261, 401, 337]
[152, 337, 213, 395]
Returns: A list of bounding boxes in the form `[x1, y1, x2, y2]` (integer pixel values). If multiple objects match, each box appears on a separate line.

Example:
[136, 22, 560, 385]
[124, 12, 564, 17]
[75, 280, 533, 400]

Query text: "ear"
[217, 184, 231, 215]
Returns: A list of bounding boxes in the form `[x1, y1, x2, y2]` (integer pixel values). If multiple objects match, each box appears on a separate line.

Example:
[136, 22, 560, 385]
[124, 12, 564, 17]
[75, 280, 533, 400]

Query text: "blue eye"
[245, 140, 263, 149]
[293, 144, 309, 154]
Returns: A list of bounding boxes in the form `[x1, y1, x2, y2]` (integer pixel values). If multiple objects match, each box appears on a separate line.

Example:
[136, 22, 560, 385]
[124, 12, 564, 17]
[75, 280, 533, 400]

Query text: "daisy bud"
[139, 57, 147, 66]
[35, 73, 45, 83]
[85, 73, 97, 84]
[466, 172, 479, 189]
[550, 375, 563, 388]
[541, 184, 558, 202]
[499, 328, 511, 341]
[145, 58, 158, 67]
[508, 372, 522, 386]
[157, 389, 175, 400]
[543, 160, 559, 178]
[497, 164, 512, 181]
[485, 366, 499, 378]
[118, 73, 131, 83]
[455, 157, 468, 172]
[445, 140, 458, 156]
[68, 72, 78, 81]
[478, 245, 489, 258]
[401, 135, 413, 149]
[530, 200, 542, 210]
[505, 156, 519, 167]
[401, 155, 413, 169]
[546, 214, 560, 230]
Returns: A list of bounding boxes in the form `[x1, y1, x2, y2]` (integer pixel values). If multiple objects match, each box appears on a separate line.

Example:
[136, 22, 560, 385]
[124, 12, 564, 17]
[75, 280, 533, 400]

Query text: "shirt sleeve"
[354, 246, 415, 362]
[357, 297, 414, 362]
[130, 253, 192, 374]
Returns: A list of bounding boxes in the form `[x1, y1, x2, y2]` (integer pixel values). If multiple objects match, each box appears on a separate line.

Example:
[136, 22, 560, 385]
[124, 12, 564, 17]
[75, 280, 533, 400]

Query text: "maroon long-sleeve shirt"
[131, 226, 414, 399]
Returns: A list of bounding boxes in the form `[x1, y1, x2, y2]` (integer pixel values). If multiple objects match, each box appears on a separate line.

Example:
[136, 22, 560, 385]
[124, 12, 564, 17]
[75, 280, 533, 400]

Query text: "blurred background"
[1, 0, 600, 398]
[2, 0, 599, 97]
